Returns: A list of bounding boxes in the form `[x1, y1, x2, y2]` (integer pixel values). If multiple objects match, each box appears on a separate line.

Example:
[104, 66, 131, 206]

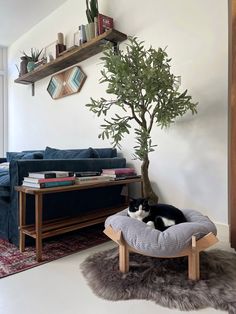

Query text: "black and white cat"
[127, 198, 187, 231]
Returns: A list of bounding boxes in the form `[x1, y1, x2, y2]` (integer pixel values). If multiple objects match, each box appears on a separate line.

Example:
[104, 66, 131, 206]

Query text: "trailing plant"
[22, 48, 43, 62]
[86, 37, 198, 204]
[86, 0, 99, 23]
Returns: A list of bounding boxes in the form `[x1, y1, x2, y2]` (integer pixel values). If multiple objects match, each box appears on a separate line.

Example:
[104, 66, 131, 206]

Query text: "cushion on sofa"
[44, 146, 95, 159]
[92, 148, 117, 158]
[6, 151, 43, 162]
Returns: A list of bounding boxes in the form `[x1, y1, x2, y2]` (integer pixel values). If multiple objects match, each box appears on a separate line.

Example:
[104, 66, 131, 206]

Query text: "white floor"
[0, 225, 234, 314]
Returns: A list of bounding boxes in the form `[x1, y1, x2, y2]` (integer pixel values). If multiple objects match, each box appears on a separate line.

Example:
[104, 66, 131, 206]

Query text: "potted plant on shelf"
[85, 0, 99, 40]
[86, 37, 198, 204]
[22, 48, 43, 72]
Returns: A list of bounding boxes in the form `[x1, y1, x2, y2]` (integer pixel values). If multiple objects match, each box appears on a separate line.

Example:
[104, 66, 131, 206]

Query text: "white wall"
[0, 46, 8, 156]
[8, 0, 228, 223]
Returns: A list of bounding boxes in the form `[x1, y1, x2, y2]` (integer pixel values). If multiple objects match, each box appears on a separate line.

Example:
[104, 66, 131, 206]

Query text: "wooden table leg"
[35, 194, 43, 262]
[188, 236, 200, 280]
[19, 191, 26, 252]
[119, 243, 129, 273]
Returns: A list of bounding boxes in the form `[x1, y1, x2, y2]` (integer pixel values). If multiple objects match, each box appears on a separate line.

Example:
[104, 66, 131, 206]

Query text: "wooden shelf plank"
[21, 204, 127, 238]
[15, 176, 142, 195]
[14, 29, 127, 85]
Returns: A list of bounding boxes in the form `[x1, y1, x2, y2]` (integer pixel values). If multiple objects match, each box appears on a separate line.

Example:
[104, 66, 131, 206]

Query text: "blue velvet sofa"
[0, 147, 126, 246]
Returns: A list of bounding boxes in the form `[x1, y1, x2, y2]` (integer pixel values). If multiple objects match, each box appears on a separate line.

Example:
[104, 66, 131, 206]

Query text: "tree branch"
[124, 100, 143, 126]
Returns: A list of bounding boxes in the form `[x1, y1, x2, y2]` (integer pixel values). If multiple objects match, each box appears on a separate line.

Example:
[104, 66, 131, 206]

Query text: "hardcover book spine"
[28, 171, 74, 179]
[40, 180, 75, 188]
[102, 168, 135, 175]
[94, 17, 98, 37]
[33, 173, 57, 179]
[79, 24, 87, 44]
[24, 176, 76, 184]
[76, 176, 110, 181]
[98, 14, 114, 35]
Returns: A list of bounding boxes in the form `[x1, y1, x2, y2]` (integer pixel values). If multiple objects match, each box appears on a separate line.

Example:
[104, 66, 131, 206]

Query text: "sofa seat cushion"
[105, 208, 217, 257]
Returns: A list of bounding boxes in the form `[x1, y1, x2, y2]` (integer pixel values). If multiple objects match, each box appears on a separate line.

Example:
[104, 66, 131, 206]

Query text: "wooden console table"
[15, 177, 142, 262]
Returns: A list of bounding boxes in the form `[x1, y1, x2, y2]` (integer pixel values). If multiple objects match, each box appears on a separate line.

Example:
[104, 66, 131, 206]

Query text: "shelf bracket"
[31, 83, 35, 96]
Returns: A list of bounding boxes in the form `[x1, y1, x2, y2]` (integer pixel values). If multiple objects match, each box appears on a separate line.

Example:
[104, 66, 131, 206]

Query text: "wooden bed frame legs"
[119, 243, 129, 272]
[104, 226, 219, 280]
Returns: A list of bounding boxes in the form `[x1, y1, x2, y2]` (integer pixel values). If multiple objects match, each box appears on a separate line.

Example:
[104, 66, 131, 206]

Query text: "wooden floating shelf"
[14, 29, 127, 85]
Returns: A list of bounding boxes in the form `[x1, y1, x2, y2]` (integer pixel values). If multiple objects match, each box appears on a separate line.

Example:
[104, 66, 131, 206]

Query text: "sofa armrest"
[0, 158, 7, 164]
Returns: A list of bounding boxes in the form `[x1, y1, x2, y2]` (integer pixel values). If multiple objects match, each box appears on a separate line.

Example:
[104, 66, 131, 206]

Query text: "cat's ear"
[129, 198, 135, 205]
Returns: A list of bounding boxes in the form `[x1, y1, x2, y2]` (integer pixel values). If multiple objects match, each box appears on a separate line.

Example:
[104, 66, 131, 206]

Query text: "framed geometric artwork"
[47, 66, 86, 99]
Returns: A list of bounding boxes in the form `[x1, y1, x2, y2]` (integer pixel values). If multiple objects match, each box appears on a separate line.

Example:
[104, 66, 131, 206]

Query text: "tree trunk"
[141, 154, 159, 205]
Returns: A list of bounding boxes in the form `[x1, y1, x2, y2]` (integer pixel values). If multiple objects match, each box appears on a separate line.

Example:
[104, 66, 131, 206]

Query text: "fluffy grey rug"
[81, 248, 236, 313]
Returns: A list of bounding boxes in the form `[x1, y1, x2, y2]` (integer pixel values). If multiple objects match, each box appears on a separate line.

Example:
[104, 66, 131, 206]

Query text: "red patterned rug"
[0, 224, 108, 279]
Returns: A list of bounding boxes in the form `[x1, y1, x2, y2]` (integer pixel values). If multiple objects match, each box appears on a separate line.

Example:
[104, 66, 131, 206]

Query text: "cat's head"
[127, 198, 150, 220]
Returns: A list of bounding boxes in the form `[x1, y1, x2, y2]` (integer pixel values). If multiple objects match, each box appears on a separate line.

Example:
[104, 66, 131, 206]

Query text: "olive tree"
[86, 37, 197, 204]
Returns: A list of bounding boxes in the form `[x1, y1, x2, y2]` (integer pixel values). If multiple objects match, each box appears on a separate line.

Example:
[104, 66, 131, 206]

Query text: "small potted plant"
[22, 48, 43, 72]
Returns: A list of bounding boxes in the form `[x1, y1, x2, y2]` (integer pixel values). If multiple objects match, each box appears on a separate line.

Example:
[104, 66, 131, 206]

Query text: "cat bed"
[104, 208, 218, 280]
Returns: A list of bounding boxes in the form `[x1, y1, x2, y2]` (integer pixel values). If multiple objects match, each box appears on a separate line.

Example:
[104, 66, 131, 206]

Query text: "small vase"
[19, 57, 28, 76]
[27, 61, 36, 72]
[85, 23, 95, 41]
[88, 22, 95, 39]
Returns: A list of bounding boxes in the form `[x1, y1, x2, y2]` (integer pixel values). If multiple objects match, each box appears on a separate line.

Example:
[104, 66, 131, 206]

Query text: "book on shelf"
[23, 176, 76, 184]
[94, 16, 98, 36]
[79, 24, 87, 44]
[75, 171, 100, 177]
[75, 175, 111, 184]
[27, 171, 74, 179]
[101, 168, 136, 175]
[101, 173, 141, 180]
[22, 180, 75, 189]
[98, 13, 113, 35]
[112, 175, 141, 181]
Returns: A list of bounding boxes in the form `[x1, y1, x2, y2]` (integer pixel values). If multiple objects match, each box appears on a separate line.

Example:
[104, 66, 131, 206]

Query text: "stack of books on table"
[22, 171, 75, 188]
[74, 171, 111, 184]
[101, 168, 140, 180]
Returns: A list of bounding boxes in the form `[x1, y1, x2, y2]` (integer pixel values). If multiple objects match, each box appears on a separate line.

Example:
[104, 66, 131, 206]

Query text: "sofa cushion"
[92, 148, 117, 158]
[0, 162, 9, 170]
[0, 170, 9, 185]
[0, 168, 10, 196]
[44, 146, 94, 159]
[6, 151, 43, 162]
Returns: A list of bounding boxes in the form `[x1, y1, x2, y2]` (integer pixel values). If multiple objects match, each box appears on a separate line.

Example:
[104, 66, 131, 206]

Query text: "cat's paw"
[146, 221, 155, 228]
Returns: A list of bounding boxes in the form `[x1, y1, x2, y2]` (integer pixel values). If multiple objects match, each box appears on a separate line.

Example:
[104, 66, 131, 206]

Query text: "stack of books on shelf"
[101, 168, 140, 180]
[22, 171, 75, 188]
[74, 171, 111, 184]
[77, 14, 114, 44]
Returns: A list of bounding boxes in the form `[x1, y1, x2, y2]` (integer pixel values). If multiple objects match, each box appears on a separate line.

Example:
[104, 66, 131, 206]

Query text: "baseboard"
[213, 222, 235, 251]
[214, 222, 229, 242]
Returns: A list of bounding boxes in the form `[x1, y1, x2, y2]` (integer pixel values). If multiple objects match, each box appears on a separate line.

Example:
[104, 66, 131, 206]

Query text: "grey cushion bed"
[105, 209, 217, 257]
